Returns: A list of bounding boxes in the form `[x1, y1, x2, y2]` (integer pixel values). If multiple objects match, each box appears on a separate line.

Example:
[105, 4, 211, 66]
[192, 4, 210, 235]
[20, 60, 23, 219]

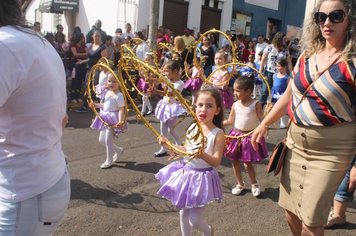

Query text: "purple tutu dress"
[90, 91, 127, 135]
[137, 77, 149, 93]
[155, 127, 223, 209]
[90, 111, 127, 135]
[220, 88, 234, 109]
[224, 128, 268, 162]
[183, 67, 203, 91]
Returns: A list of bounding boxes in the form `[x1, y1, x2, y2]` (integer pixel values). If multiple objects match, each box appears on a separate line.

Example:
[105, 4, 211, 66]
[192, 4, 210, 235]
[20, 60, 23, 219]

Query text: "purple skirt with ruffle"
[155, 99, 186, 123]
[184, 78, 203, 91]
[90, 111, 127, 135]
[137, 78, 149, 92]
[224, 128, 268, 162]
[220, 88, 233, 109]
[155, 161, 223, 209]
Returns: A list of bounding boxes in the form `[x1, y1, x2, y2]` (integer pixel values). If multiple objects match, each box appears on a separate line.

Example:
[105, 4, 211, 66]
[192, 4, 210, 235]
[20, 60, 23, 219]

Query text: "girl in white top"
[153, 60, 186, 157]
[223, 75, 268, 197]
[156, 88, 225, 235]
[90, 73, 127, 169]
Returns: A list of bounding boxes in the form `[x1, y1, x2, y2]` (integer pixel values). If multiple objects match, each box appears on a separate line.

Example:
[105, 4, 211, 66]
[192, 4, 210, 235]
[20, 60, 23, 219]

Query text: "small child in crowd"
[90, 73, 127, 169]
[156, 88, 225, 235]
[223, 75, 268, 197]
[137, 68, 153, 116]
[210, 50, 234, 109]
[183, 60, 204, 105]
[253, 51, 263, 99]
[153, 60, 186, 157]
[270, 58, 290, 128]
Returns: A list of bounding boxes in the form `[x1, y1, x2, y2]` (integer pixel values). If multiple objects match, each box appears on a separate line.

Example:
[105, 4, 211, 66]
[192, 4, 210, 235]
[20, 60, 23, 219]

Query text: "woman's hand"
[250, 124, 269, 151]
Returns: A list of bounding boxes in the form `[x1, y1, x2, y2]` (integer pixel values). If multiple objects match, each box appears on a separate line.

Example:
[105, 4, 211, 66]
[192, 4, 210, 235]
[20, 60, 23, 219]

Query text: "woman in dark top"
[69, 33, 88, 103]
[76, 30, 107, 112]
[199, 36, 215, 77]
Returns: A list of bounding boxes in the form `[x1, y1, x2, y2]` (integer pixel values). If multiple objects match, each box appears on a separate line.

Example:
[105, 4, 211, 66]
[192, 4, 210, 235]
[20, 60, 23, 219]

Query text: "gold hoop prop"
[193, 29, 238, 69]
[203, 62, 271, 140]
[86, 61, 129, 130]
[118, 55, 206, 159]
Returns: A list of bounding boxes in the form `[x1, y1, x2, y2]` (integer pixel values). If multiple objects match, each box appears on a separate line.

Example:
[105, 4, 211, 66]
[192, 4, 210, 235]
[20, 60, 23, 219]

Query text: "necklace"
[324, 50, 341, 61]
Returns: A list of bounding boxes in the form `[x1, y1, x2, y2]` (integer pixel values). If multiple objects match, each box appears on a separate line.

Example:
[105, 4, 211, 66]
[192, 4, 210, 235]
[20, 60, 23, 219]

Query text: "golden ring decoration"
[203, 61, 271, 140]
[86, 60, 129, 130]
[193, 29, 238, 69]
[117, 55, 206, 159]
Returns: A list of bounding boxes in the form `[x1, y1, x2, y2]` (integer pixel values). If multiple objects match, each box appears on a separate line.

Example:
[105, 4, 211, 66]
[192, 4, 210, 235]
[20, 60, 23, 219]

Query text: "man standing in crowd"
[86, 19, 107, 43]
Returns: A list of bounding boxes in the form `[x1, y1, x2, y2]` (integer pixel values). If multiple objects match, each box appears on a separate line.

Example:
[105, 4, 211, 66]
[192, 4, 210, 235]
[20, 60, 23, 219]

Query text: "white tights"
[98, 128, 122, 163]
[179, 207, 212, 236]
[156, 117, 180, 154]
[141, 94, 152, 113]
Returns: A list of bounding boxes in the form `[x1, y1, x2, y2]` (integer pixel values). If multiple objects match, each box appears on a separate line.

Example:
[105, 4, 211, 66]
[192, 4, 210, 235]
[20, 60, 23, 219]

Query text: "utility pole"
[148, 0, 159, 50]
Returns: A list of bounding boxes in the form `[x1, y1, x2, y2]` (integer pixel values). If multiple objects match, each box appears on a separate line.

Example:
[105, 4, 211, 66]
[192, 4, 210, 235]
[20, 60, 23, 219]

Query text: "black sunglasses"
[314, 9, 346, 25]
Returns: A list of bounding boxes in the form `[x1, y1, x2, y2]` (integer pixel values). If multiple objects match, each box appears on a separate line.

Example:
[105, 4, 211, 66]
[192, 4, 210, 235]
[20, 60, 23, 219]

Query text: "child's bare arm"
[255, 102, 264, 121]
[223, 103, 235, 126]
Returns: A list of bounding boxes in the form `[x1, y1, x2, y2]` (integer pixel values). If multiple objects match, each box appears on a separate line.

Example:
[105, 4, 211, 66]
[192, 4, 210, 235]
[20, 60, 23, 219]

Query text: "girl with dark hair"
[155, 87, 225, 235]
[223, 75, 267, 197]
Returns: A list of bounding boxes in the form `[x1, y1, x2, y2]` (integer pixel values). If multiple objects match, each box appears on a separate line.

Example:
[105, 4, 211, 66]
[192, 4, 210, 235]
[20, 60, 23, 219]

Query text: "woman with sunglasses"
[252, 0, 356, 235]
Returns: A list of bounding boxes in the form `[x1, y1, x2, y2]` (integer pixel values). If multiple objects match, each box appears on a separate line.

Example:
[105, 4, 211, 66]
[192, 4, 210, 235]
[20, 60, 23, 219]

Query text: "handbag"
[266, 54, 342, 176]
[266, 139, 288, 176]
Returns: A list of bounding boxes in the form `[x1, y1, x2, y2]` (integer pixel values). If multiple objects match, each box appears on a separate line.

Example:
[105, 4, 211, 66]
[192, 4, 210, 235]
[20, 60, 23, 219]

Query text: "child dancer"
[156, 88, 225, 235]
[137, 68, 153, 116]
[183, 60, 204, 105]
[90, 73, 127, 169]
[270, 58, 290, 129]
[154, 60, 186, 157]
[209, 50, 234, 109]
[223, 75, 268, 197]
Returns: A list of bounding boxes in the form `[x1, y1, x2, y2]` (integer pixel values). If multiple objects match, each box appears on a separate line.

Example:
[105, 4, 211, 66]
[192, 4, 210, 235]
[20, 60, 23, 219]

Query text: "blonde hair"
[174, 36, 186, 52]
[300, 0, 356, 59]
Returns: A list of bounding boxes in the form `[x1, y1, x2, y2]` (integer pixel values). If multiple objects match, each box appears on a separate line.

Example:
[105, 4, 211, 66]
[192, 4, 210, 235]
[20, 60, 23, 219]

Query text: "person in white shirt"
[135, 31, 150, 61]
[122, 23, 135, 39]
[254, 35, 268, 64]
[0, 0, 70, 234]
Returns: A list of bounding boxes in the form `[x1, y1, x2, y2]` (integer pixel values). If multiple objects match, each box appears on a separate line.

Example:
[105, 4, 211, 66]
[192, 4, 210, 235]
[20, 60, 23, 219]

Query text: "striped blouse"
[288, 55, 356, 126]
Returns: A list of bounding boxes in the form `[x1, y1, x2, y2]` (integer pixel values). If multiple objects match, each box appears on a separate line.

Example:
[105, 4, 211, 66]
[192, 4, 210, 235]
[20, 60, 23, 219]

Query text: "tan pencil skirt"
[278, 122, 356, 227]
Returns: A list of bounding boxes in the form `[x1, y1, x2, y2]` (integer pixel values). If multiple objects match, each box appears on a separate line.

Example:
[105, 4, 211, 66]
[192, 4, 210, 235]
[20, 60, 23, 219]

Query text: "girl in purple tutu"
[155, 88, 225, 235]
[90, 73, 127, 169]
[209, 50, 234, 109]
[223, 75, 268, 197]
[153, 60, 186, 157]
[183, 61, 204, 105]
[137, 68, 153, 116]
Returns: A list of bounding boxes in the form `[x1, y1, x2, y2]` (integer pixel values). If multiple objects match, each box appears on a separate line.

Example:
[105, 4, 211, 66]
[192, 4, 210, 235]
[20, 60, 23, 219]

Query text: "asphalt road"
[54, 109, 356, 236]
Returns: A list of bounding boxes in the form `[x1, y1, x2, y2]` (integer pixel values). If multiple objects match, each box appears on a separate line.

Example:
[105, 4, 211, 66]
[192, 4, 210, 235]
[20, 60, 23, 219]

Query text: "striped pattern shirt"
[288, 55, 356, 126]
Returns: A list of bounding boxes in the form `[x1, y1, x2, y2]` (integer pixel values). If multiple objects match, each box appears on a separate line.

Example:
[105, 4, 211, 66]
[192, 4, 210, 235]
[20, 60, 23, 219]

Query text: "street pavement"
[54, 109, 356, 236]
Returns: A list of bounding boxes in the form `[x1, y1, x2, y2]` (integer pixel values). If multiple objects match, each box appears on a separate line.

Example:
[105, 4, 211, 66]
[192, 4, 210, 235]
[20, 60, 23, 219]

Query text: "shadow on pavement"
[114, 161, 165, 174]
[257, 187, 280, 202]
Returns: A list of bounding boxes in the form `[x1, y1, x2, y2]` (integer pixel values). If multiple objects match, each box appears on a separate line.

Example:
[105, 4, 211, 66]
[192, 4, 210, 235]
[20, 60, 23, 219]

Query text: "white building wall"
[187, 0, 202, 34]
[25, 0, 56, 33]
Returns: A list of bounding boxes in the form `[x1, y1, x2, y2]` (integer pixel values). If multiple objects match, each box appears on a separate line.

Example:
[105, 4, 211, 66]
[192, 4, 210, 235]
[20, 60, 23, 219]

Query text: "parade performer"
[90, 73, 127, 169]
[210, 50, 234, 109]
[183, 61, 204, 105]
[155, 88, 225, 236]
[153, 60, 186, 157]
[224, 75, 268, 197]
